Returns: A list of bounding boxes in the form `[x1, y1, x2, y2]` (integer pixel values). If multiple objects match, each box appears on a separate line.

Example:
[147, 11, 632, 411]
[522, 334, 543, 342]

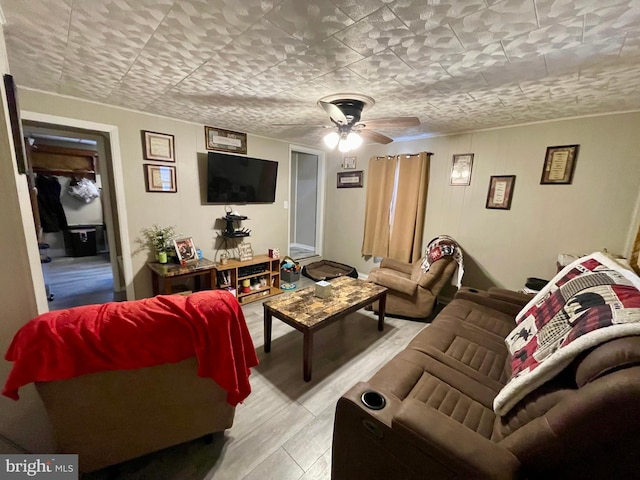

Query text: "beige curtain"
[361, 156, 396, 257]
[388, 152, 430, 262]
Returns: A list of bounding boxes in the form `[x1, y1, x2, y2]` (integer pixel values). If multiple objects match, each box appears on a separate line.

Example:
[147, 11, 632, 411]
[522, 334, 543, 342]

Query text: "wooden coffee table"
[263, 276, 387, 382]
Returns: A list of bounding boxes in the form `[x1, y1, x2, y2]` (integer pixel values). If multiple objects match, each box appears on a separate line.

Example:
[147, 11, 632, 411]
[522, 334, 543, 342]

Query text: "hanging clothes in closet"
[36, 175, 68, 232]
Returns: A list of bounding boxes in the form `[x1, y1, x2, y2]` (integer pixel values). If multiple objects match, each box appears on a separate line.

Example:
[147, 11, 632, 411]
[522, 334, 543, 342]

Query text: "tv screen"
[207, 152, 278, 204]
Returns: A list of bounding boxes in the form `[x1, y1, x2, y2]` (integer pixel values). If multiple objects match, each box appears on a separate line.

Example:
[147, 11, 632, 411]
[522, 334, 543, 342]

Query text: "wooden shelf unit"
[214, 254, 282, 305]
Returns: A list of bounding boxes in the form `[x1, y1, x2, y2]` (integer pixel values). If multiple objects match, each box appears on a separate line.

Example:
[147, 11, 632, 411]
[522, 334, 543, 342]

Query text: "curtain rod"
[374, 152, 434, 159]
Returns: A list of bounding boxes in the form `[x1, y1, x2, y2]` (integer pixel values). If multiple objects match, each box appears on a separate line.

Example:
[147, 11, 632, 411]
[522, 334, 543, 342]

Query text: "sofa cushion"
[408, 317, 509, 387]
[440, 299, 515, 339]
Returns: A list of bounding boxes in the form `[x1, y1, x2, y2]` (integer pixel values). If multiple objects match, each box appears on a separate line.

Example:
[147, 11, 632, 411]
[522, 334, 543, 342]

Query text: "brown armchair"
[368, 256, 458, 319]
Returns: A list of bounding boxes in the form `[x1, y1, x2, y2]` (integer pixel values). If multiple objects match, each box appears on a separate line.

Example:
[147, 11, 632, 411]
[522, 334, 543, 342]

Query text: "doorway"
[289, 146, 325, 260]
[23, 122, 125, 310]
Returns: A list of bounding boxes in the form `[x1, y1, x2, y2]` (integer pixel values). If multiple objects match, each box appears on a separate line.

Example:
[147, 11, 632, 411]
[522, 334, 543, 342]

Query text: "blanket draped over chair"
[3, 290, 258, 406]
[420, 235, 464, 288]
[494, 252, 640, 415]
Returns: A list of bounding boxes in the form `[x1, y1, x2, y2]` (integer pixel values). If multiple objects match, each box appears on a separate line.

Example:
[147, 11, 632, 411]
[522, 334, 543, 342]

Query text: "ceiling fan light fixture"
[323, 131, 340, 149]
[338, 135, 351, 153]
[346, 131, 363, 150]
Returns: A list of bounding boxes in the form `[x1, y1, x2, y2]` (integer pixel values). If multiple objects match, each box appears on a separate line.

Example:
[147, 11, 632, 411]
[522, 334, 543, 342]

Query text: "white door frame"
[288, 144, 325, 257]
[21, 111, 135, 301]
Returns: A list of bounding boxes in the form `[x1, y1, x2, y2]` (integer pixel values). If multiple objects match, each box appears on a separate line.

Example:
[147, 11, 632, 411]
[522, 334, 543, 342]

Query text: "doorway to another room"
[24, 122, 125, 310]
[289, 147, 324, 261]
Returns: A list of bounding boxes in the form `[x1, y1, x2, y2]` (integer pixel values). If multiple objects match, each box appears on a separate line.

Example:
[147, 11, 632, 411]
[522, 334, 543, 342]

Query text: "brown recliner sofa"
[333, 287, 640, 479]
[368, 256, 458, 318]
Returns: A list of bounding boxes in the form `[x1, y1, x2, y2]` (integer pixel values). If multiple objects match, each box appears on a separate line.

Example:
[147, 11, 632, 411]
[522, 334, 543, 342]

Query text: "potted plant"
[139, 224, 177, 264]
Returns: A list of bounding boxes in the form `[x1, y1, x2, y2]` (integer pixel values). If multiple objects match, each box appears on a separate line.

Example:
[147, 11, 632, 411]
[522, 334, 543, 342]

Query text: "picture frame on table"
[174, 237, 198, 264]
[205, 126, 247, 154]
[337, 170, 364, 188]
[486, 175, 516, 210]
[141, 130, 175, 162]
[144, 164, 177, 193]
[540, 144, 579, 184]
[450, 153, 474, 186]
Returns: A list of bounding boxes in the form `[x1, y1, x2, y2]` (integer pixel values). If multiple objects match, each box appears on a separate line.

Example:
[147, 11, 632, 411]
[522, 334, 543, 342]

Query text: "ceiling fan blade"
[318, 101, 348, 125]
[356, 117, 420, 129]
[272, 123, 332, 128]
[359, 129, 393, 145]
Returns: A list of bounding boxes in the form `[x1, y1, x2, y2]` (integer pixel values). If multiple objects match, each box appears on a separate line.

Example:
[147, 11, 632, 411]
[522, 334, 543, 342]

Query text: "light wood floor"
[83, 278, 428, 480]
[41, 254, 115, 310]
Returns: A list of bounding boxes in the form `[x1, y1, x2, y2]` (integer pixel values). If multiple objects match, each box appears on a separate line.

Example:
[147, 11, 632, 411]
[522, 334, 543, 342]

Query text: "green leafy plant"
[138, 224, 177, 254]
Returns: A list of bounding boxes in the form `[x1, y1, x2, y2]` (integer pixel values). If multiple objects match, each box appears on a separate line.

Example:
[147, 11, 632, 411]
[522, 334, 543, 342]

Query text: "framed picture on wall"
[144, 164, 177, 193]
[342, 156, 357, 169]
[205, 126, 247, 154]
[450, 153, 474, 186]
[486, 175, 516, 210]
[3, 74, 28, 174]
[141, 130, 175, 162]
[540, 144, 579, 184]
[337, 170, 363, 188]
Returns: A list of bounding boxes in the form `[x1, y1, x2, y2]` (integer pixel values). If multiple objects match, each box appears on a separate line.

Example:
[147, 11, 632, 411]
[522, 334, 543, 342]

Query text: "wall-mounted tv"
[207, 152, 278, 204]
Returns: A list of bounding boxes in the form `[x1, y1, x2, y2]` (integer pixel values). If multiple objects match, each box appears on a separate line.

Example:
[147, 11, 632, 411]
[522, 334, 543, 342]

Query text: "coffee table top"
[263, 276, 387, 328]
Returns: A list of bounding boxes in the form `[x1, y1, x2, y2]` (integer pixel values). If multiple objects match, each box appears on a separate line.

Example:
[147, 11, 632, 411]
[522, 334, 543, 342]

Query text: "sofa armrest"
[488, 288, 533, 307]
[454, 290, 524, 317]
[370, 270, 418, 296]
[393, 399, 521, 479]
[379, 257, 413, 275]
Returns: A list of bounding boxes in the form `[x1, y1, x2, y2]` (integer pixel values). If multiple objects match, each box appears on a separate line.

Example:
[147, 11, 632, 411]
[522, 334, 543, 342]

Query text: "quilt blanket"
[494, 252, 640, 415]
[420, 235, 464, 288]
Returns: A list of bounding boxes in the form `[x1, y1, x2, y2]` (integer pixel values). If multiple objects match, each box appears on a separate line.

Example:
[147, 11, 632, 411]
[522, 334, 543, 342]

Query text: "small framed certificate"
[144, 164, 177, 193]
[541, 144, 579, 184]
[142, 130, 175, 162]
[337, 171, 364, 188]
[450, 153, 474, 186]
[486, 175, 516, 210]
[205, 126, 247, 154]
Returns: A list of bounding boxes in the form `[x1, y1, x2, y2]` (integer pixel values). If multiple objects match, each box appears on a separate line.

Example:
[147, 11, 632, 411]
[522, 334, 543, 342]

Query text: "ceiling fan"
[277, 94, 420, 152]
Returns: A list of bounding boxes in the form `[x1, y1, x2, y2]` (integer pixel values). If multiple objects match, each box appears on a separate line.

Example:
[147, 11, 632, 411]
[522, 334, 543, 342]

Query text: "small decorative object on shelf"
[238, 243, 253, 262]
[269, 248, 280, 259]
[219, 252, 229, 265]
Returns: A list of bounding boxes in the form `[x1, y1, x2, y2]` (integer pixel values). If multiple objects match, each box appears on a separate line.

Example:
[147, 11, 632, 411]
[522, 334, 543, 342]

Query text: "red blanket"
[3, 290, 258, 406]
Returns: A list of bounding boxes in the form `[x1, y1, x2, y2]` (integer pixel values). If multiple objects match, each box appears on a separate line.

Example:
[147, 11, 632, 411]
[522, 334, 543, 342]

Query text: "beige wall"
[324, 112, 640, 290]
[18, 89, 292, 299]
[0, 30, 53, 452]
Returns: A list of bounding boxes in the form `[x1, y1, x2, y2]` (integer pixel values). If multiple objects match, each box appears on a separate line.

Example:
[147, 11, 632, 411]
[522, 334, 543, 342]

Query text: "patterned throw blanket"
[420, 235, 464, 288]
[494, 252, 640, 415]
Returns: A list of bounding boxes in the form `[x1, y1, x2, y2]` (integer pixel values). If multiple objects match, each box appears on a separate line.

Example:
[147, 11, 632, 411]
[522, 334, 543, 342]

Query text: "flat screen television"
[206, 152, 278, 204]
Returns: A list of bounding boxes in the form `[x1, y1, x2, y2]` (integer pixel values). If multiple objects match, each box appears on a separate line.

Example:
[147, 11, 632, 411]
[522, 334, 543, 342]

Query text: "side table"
[147, 258, 217, 296]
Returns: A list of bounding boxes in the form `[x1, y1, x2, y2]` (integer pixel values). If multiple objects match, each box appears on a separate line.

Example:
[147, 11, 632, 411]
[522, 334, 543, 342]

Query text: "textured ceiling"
[2, 0, 639, 147]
